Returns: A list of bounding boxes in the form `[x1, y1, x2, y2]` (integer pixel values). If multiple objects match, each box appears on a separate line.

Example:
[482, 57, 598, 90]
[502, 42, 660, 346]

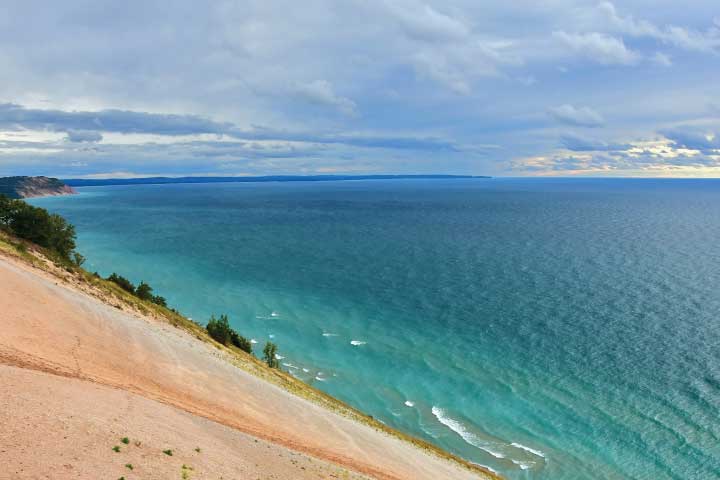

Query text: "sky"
[0, 0, 719, 178]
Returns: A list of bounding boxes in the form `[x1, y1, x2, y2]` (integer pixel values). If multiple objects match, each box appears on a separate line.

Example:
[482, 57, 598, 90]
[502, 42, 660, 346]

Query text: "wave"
[302, 368, 310, 373]
[510, 442, 546, 458]
[404, 400, 415, 407]
[314, 375, 327, 382]
[270, 311, 280, 317]
[250, 339, 258, 344]
[322, 332, 339, 337]
[282, 362, 299, 370]
[274, 354, 285, 360]
[268, 334, 275, 339]
[511, 459, 535, 470]
[350, 340, 367, 346]
[431, 406, 505, 459]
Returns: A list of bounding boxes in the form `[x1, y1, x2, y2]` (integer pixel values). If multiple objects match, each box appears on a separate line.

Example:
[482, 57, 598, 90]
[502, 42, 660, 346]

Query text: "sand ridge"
[0, 253, 495, 480]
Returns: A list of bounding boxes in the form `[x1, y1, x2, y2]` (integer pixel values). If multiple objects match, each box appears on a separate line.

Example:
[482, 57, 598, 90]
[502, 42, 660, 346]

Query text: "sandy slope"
[0, 255, 493, 480]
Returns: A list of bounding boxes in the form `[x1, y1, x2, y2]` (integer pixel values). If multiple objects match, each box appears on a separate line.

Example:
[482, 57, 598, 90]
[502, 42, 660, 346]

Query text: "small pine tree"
[263, 341, 279, 368]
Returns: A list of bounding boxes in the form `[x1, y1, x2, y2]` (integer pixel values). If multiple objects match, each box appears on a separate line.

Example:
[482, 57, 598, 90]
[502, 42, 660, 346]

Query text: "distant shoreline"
[63, 174, 490, 188]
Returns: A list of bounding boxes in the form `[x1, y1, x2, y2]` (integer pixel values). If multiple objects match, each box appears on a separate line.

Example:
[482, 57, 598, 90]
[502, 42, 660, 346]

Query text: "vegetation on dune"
[106, 273, 168, 307]
[263, 341, 280, 368]
[206, 314, 253, 354]
[0, 194, 78, 261]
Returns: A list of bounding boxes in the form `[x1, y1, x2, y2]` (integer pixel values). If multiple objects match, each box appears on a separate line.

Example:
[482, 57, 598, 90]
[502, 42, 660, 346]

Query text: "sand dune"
[0, 254, 494, 480]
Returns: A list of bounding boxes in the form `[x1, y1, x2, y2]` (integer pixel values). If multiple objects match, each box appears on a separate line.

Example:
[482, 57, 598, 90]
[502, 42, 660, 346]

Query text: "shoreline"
[0, 231, 499, 480]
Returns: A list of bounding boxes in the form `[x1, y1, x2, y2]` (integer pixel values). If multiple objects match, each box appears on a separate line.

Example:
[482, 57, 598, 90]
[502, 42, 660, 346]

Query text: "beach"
[0, 245, 495, 480]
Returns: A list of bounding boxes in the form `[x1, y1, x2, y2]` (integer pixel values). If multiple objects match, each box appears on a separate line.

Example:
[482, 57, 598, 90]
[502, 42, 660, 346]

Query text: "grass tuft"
[112, 445, 121, 453]
[163, 449, 173, 456]
[121, 437, 129, 444]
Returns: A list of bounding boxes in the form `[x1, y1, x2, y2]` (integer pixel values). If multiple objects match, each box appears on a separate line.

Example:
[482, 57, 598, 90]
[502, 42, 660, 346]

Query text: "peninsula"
[0, 176, 76, 199]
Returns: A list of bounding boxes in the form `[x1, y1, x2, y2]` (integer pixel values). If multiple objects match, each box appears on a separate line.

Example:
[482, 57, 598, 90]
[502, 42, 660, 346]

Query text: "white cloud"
[599, 1, 720, 53]
[553, 31, 640, 65]
[293, 80, 357, 116]
[388, 3, 470, 43]
[548, 104, 605, 127]
[652, 52, 672, 67]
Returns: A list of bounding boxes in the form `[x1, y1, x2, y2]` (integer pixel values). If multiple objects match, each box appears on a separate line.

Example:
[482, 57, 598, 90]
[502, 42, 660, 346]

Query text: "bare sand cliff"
[0, 246, 497, 480]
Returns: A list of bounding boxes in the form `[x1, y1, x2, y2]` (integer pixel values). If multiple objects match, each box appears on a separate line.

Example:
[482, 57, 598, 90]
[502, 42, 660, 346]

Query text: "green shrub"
[107, 273, 136, 293]
[230, 330, 253, 354]
[206, 314, 253, 354]
[206, 314, 232, 345]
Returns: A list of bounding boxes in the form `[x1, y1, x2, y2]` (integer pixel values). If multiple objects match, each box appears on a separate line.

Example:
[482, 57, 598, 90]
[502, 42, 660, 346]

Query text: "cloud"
[553, 31, 640, 65]
[0, 103, 232, 136]
[66, 130, 103, 143]
[598, 2, 720, 53]
[1, 1, 720, 177]
[651, 52, 672, 67]
[560, 134, 631, 151]
[294, 80, 357, 116]
[389, 3, 470, 43]
[0, 103, 461, 152]
[548, 105, 605, 127]
[660, 128, 720, 152]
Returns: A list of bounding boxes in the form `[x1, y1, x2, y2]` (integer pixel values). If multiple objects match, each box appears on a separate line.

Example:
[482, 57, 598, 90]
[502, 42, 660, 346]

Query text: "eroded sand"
[0, 255, 492, 480]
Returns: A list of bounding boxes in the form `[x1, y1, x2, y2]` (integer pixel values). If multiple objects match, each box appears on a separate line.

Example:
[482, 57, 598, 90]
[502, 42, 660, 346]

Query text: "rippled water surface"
[32, 178, 720, 479]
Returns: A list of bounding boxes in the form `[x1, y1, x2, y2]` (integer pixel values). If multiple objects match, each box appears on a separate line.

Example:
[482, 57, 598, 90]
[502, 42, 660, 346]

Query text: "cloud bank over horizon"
[0, 0, 719, 178]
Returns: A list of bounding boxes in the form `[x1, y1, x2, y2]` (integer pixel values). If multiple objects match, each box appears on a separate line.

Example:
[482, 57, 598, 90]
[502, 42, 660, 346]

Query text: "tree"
[263, 341, 279, 368]
[206, 314, 232, 345]
[135, 281, 153, 301]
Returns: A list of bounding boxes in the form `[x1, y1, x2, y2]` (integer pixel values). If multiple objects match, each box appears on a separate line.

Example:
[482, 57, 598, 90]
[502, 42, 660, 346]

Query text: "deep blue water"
[31, 178, 720, 479]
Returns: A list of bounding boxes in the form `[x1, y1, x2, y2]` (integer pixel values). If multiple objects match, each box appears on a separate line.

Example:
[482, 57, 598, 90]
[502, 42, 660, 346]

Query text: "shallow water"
[32, 178, 720, 479]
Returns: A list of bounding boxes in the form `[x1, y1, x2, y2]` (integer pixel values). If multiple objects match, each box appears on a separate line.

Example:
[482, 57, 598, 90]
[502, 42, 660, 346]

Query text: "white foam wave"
[322, 332, 338, 337]
[282, 363, 299, 370]
[404, 401, 415, 407]
[274, 354, 284, 360]
[302, 368, 310, 373]
[510, 442, 545, 458]
[431, 407, 505, 459]
[268, 334, 275, 339]
[250, 339, 258, 344]
[314, 375, 327, 382]
[270, 311, 280, 317]
[350, 340, 367, 346]
[511, 459, 535, 470]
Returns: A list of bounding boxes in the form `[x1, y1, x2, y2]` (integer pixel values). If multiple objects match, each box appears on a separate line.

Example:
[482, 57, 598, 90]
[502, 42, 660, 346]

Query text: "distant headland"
[63, 174, 489, 187]
[0, 176, 77, 199]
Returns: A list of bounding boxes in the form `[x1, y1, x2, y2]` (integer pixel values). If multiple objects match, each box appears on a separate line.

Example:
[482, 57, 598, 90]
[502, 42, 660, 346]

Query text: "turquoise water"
[31, 178, 720, 479]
